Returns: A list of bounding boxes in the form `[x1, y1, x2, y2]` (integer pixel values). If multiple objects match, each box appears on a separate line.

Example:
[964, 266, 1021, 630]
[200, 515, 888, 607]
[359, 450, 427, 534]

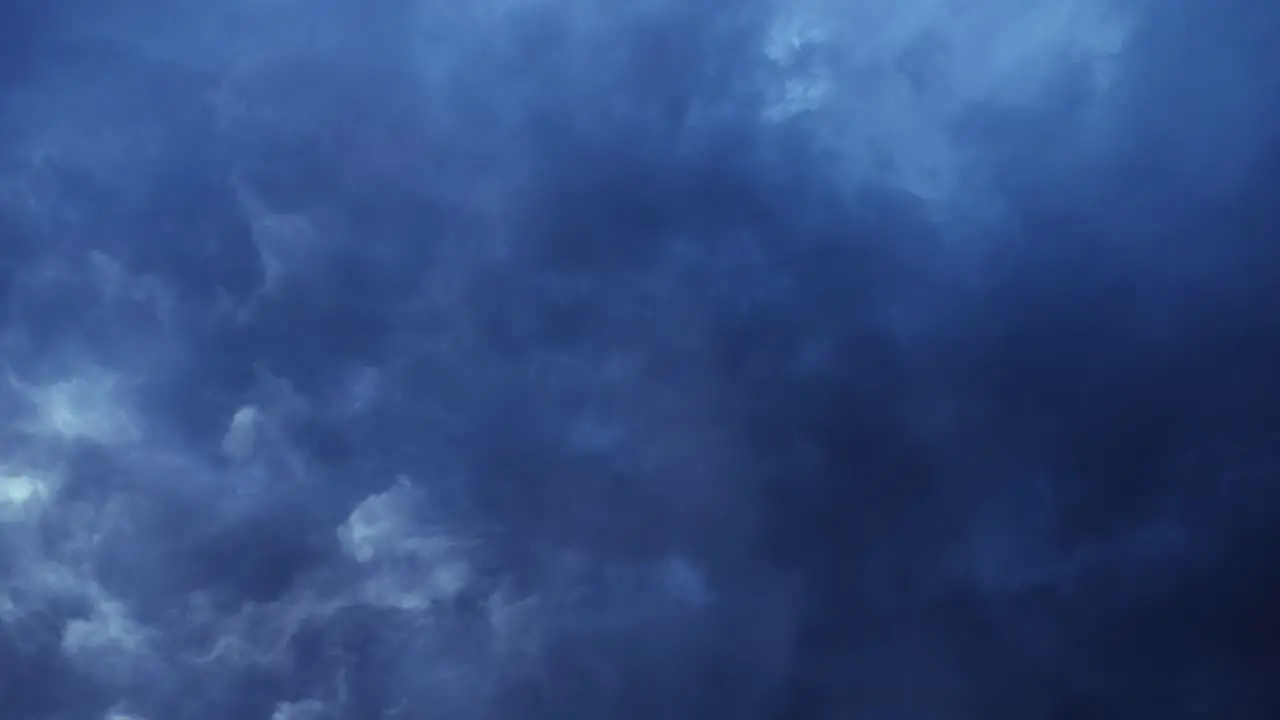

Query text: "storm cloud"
[2, 1, 1279, 718]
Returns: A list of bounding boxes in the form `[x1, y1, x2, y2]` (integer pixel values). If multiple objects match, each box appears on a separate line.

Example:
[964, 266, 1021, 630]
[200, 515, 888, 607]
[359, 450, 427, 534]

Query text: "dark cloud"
[1, 1, 1278, 718]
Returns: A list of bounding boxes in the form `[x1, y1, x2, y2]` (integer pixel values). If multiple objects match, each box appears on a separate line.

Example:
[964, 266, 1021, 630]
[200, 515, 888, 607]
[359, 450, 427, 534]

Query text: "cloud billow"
[1, 1, 1278, 718]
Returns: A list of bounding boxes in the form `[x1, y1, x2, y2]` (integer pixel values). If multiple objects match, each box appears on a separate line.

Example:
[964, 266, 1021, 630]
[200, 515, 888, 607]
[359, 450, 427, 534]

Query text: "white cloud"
[272, 699, 333, 720]
[222, 405, 262, 460]
[0, 469, 54, 523]
[9, 368, 142, 445]
[761, 0, 1135, 204]
[338, 479, 474, 608]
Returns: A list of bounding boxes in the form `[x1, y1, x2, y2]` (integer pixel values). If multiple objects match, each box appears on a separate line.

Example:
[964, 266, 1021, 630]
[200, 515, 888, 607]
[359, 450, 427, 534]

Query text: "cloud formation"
[1, 0, 1279, 718]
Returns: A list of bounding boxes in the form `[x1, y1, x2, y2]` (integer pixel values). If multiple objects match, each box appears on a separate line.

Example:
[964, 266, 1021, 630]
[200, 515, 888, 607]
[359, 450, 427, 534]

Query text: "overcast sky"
[2, 1, 1279, 718]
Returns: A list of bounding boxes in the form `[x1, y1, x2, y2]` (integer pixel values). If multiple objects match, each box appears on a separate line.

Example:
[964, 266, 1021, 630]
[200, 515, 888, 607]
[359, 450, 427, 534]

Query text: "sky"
[1, 1, 1279, 718]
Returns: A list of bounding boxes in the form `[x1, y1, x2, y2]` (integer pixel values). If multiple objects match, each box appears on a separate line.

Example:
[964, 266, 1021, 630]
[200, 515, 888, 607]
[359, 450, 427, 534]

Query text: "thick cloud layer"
[2, 1, 1279, 718]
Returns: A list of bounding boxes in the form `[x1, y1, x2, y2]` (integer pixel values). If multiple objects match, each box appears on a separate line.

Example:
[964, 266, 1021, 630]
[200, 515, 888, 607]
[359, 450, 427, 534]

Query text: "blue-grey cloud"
[1, 1, 1278, 718]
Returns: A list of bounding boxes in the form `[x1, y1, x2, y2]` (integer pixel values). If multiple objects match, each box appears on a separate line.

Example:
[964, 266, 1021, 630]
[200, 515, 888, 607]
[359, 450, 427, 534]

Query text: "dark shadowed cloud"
[2, 1, 1279, 718]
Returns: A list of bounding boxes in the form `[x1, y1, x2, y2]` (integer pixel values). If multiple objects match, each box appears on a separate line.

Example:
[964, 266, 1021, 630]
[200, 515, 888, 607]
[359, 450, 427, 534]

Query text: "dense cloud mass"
[2, 1, 1279, 718]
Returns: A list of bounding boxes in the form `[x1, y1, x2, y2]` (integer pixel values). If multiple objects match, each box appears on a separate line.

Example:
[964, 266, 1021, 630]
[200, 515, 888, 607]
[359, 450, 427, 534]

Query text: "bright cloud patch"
[762, 0, 1134, 203]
